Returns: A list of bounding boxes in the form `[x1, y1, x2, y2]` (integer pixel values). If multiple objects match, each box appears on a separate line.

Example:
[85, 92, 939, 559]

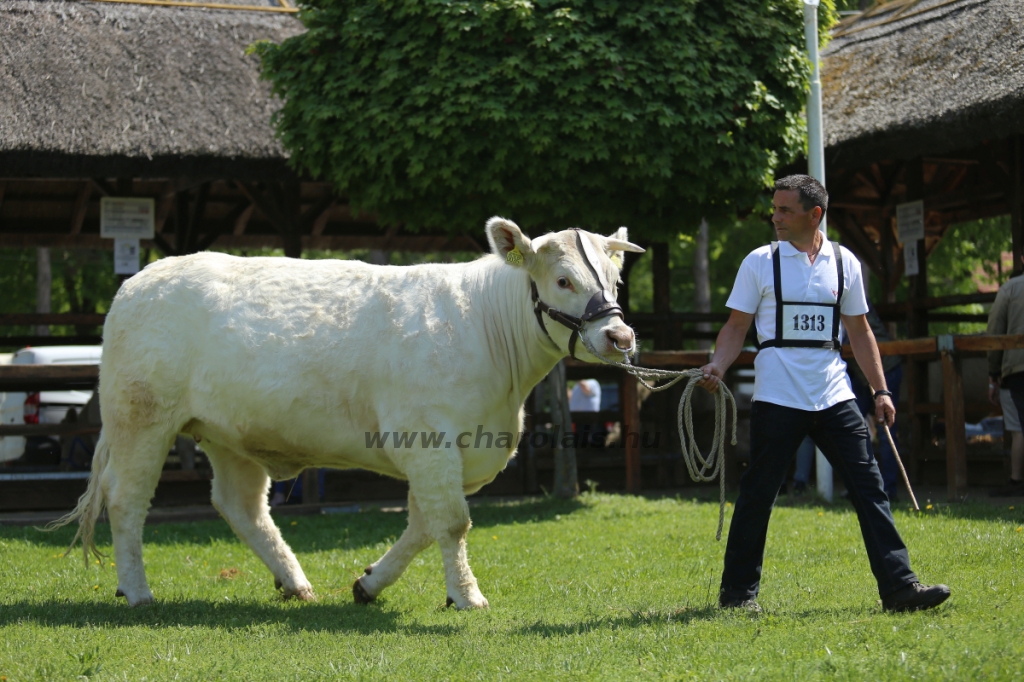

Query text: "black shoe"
[989, 479, 1024, 497]
[719, 596, 762, 613]
[881, 582, 950, 613]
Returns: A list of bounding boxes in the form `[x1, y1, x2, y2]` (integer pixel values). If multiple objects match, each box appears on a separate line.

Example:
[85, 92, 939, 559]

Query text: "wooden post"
[618, 250, 641, 314]
[939, 336, 968, 501]
[547, 360, 578, 498]
[623, 371, 642, 494]
[1012, 134, 1023, 275]
[904, 157, 930, 473]
[652, 242, 671, 349]
[301, 468, 321, 505]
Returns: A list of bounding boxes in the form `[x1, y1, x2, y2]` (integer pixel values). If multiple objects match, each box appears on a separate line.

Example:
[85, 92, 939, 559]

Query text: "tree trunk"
[35, 247, 51, 337]
[694, 218, 711, 350]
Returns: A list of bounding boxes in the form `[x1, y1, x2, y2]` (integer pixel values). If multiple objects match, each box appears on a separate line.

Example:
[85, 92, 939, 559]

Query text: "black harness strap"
[756, 240, 845, 351]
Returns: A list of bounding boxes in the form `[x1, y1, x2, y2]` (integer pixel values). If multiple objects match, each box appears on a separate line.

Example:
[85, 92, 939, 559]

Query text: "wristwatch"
[873, 389, 892, 400]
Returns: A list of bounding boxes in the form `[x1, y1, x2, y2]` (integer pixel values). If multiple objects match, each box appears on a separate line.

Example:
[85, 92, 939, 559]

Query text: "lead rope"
[578, 332, 738, 540]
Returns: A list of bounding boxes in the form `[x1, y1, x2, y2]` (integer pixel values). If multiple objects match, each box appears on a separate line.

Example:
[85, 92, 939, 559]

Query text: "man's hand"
[989, 379, 1000, 406]
[875, 394, 895, 427]
[698, 363, 725, 393]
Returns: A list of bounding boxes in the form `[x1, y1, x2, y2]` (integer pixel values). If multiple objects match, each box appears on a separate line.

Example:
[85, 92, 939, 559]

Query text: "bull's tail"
[46, 431, 110, 566]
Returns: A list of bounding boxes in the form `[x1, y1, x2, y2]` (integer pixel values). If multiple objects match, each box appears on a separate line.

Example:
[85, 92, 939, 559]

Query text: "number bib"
[780, 303, 835, 342]
[756, 241, 845, 351]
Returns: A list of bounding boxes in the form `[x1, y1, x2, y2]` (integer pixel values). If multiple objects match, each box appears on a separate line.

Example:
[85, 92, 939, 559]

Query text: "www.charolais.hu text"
[364, 425, 661, 449]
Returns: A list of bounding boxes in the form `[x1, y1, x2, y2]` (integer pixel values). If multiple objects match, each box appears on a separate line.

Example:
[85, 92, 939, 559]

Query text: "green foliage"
[255, 0, 834, 239]
[0, 249, 120, 349]
[1, 493, 1021, 680]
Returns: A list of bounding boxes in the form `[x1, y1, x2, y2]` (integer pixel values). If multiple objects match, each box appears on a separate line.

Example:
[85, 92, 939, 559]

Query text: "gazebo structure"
[819, 0, 1024, 490]
[0, 0, 482, 260]
[823, 0, 1023, 303]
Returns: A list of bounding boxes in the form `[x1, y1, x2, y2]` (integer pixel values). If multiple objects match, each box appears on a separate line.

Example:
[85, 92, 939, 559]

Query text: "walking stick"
[880, 422, 920, 512]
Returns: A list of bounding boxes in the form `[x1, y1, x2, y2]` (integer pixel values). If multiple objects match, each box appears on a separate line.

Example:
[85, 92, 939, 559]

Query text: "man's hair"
[774, 174, 828, 218]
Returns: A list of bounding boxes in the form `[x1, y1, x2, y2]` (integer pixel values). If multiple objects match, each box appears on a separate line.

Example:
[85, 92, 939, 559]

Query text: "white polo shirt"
[726, 239, 869, 411]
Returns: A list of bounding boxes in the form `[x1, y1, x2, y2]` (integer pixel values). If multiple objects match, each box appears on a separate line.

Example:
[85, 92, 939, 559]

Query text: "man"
[987, 255, 1024, 496]
[698, 174, 949, 613]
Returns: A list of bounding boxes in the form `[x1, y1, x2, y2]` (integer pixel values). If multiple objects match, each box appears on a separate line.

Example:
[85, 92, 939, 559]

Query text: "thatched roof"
[823, 0, 1024, 166]
[0, 0, 303, 179]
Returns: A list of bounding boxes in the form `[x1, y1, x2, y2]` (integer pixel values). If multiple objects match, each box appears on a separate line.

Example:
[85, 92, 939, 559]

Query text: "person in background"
[569, 378, 601, 413]
[988, 255, 1024, 496]
[791, 435, 815, 495]
[990, 387, 1023, 497]
[569, 378, 603, 447]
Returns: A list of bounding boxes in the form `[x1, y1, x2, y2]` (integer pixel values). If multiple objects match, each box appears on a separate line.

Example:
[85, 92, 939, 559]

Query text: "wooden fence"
[2, 331, 1023, 506]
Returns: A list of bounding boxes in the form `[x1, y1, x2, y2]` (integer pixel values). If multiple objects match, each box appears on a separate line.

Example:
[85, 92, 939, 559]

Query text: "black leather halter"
[530, 229, 626, 360]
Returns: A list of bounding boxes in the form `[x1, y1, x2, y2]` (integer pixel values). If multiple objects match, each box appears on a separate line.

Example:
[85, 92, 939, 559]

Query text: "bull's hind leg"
[102, 429, 175, 606]
[354, 492, 433, 603]
[404, 455, 488, 610]
[204, 445, 313, 600]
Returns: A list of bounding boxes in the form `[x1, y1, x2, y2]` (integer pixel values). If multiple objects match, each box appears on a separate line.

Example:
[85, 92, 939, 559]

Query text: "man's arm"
[843, 313, 896, 426]
[697, 310, 754, 393]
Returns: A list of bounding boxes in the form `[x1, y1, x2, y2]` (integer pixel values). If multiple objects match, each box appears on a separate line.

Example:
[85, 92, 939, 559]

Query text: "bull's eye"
[556, 276, 571, 289]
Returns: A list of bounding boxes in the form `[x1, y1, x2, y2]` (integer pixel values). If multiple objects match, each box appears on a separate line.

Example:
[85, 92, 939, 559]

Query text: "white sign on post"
[904, 240, 920, 277]
[896, 200, 925, 244]
[114, 238, 141, 275]
[100, 197, 155, 239]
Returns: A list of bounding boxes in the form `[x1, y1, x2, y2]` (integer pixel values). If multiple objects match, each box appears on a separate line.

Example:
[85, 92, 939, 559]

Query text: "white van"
[0, 345, 103, 464]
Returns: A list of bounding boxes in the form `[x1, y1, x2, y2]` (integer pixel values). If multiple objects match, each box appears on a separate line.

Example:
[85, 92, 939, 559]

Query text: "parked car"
[0, 345, 102, 465]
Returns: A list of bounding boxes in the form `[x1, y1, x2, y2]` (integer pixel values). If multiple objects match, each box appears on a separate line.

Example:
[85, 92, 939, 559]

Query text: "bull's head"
[486, 217, 645, 363]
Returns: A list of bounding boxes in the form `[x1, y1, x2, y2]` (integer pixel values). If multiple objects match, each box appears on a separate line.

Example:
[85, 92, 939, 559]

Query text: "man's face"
[771, 190, 822, 243]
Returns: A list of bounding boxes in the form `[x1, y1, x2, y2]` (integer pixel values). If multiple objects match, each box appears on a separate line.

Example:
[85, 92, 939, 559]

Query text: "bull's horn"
[605, 239, 645, 253]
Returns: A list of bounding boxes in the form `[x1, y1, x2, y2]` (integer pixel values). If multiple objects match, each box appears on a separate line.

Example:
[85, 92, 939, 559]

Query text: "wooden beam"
[0, 364, 99, 392]
[233, 204, 254, 236]
[0, 313, 105, 326]
[1012, 134, 1024, 275]
[69, 181, 93, 235]
[941, 344, 968, 501]
[0, 423, 101, 438]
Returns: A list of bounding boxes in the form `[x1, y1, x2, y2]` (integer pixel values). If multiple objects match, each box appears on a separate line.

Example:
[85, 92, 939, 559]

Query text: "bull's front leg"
[353, 492, 433, 603]
[404, 452, 488, 610]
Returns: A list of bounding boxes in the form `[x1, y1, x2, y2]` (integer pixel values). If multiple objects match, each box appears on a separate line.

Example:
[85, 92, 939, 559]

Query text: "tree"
[254, 0, 836, 240]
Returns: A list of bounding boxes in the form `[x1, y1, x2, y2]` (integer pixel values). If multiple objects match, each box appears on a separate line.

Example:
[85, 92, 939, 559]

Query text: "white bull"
[55, 218, 643, 608]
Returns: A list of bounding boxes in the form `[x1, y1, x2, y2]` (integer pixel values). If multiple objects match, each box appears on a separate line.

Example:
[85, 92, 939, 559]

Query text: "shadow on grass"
[0, 598, 461, 635]
[0, 496, 589, 553]
[514, 602, 882, 637]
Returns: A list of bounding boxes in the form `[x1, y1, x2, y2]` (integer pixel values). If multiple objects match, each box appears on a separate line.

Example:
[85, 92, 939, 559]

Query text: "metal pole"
[804, 0, 833, 502]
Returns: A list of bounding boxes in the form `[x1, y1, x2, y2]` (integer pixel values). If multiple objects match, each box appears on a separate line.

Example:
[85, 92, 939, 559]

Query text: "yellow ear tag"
[506, 247, 524, 266]
[609, 252, 623, 268]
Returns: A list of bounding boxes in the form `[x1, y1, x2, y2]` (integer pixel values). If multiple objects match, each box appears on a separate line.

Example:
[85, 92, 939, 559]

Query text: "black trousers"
[720, 399, 918, 602]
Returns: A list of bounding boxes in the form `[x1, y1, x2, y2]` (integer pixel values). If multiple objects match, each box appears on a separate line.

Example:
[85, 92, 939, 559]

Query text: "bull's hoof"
[282, 585, 315, 601]
[353, 578, 375, 604]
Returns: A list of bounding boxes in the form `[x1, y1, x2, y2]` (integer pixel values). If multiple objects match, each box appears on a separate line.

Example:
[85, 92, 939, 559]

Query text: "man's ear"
[486, 217, 535, 267]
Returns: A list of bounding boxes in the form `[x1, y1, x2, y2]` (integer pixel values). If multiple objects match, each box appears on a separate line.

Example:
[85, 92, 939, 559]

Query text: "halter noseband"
[530, 229, 628, 360]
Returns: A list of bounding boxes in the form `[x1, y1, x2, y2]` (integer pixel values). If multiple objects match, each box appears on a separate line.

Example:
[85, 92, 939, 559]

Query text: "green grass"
[0, 492, 1022, 681]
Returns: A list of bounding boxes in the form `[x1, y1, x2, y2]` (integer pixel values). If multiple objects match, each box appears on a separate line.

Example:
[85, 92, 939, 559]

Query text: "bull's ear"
[605, 227, 645, 254]
[486, 217, 534, 267]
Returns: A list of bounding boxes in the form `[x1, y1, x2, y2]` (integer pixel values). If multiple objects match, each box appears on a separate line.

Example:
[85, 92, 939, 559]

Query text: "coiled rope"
[578, 334, 738, 540]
